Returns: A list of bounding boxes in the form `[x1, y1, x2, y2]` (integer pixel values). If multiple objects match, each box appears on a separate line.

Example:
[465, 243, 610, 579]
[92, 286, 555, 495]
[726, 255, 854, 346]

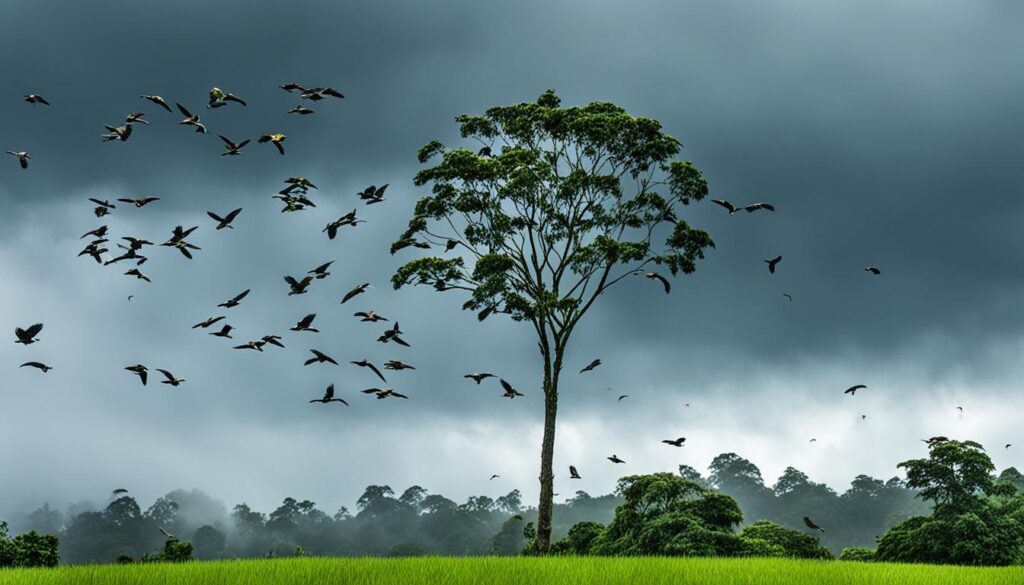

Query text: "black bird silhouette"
[192, 316, 225, 329]
[618, 395, 629, 401]
[309, 384, 348, 405]
[20, 361, 53, 373]
[1006, 444, 1012, 449]
[803, 516, 825, 532]
[208, 208, 242, 229]
[219, 289, 251, 308]
[579, 359, 602, 374]
[569, 465, 581, 479]
[100, 123, 133, 142]
[384, 360, 415, 371]
[308, 261, 333, 279]
[291, 314, 319, 333]
[24, 94, 50, 105]
[258, 133, 287, 155]
[662, 437, 686, 447]
[377, 322, 410, 347]
[465, 373, 495, 384]
[125, 364, 148, 385]
[234, 340, 265, 352]
[210, 325, 234, 338]
[765, 256, 782, 274]
[155, 369, 185, 386]
[288, 105, 315, 115]
[499, 378, 524, 398]
[81, 225, 108, 239]
[923, 436, 949, 447]
[125, 112, 150, 125]
[141, 95, 173, 112]
[304, 350, 338, 366]
[159, 527, 176, 540]
[285, 275, 314, 295]
[357, 184, 389, 204]
[341, 283, 370, 304]
[354, 311, 388, 323]
[6, 151, 31, 169]
[14, 323, 43, 345]
[261, 335, 285, 348]
[124, 268, 151, 282]
[844, 385, 867, 396]
[744, 202, 775, 213]
[865, 266, 881, 275]
[351, 359, 387, 383]
[783, 293, 793, 302]
[956, 406, 963, 413]
[118, 196, 160, 208]
[644, 271, 671, 294]
[711, 199, 741, 214]
[608, 454, 626, 464]
[112, 488, 129, 495]
[490, 474, 500, 480]
[362, 387, 409, 400]
[218, 135, 250, 156]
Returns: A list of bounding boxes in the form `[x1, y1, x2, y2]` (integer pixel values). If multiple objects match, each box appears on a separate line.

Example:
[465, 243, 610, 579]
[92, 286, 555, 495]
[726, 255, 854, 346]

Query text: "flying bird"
[284, 275, 314, 296]
[112, 488, 129, 495]
[618, 395, 629, 401]
[210, 325, 234, 338]
[124, 268, 151, 282]
[711, 199, 742, 214]
[6, 151, 31, 169]
[377, 322, 410, 347]
[923, 436, 949, 447]
[125, 364, 148, 385]
[354, 311, 388, 323]
[20, 362, 53, 373]
[579, 359, 602, 374]
[304, 349, 339, 366]
[569, 466, 581, 479]
[361, 387, 409, 400]
[261, 335, 285, 348]
[208, 208, 242, 229]
[783, 293, 792, 302]
[219, 289, 251, 308]
[384, 360, 415, 371]
[291, 313, 319, 333]
[607, 454, 626, 464]
[489, 474, 500, 480]
[308, 261, 333, 279]
[14, 323, 43, 345]
[125, 112, 150, 125]
[218, 135, 251, 156]
[24, 94, 50, 105]
[288, 105, 315, 115]
[956, 406, 964, 413]
[341, 283, 370, 304]
[1006, 444, 1012, 449]
[141, 95, 173, 112]
[175, 103, 206, 133]
[351, 359, 387, 383]
[844, 385, 867, 396]
[100, 123, 133, 142]
[309, 383, 348, 405]
[465, 373, 495, 384]
[192, 316, 225, 329]
[764, 256, 782, 274]
[118, 196, 160, 208]
[644, 271, 671, 294]
[155, 369, 185, 386]
[662, 437, 686, 447]
[865, 266, 881, 275]
[258, 133, 287, 155]
[803, 516, 825, 532]
[208, 87, 247, 108]
[744, 202, 775, 213]
[233, 340, 266, 352]
[500, 379, 524, 398]
[159, 527, 175, 540]
[357, 184, 389, 204]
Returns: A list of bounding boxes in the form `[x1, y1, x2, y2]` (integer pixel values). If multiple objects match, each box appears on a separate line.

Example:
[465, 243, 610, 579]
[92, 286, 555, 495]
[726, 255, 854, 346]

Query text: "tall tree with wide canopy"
[392, 90, 716, 551]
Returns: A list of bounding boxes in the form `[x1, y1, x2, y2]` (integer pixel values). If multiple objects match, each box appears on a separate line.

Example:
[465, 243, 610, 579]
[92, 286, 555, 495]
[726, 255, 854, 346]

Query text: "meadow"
[2, 557, 1022, 585]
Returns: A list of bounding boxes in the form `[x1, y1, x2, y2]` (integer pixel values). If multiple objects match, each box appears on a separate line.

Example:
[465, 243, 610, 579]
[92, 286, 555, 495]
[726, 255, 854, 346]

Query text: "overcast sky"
[2, 0, 1024, 519]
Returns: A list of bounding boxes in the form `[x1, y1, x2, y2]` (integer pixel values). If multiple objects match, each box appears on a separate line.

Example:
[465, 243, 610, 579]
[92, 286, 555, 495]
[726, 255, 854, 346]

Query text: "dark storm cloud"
[2, 0, 1023, 517]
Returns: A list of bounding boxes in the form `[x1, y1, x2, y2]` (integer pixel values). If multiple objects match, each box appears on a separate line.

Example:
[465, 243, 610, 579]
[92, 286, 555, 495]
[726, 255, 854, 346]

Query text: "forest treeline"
[12, 451, 1013, 565]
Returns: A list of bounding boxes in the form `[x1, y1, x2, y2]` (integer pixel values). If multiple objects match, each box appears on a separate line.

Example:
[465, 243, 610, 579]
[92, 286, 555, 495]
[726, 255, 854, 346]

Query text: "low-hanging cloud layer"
[2, 0, 1024, 518]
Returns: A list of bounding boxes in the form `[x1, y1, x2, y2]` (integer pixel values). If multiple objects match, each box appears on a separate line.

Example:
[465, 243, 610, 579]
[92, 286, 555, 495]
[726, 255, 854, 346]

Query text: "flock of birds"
[7, 88, 993, 533]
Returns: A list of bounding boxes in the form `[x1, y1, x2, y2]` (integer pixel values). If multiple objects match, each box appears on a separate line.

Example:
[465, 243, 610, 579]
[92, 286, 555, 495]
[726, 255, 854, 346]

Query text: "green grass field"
[2, 557, 1022, 585]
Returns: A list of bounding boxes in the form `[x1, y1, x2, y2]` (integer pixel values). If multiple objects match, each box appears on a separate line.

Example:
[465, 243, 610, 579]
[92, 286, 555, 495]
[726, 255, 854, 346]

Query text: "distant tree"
[192, 525, 226, 559]
[997, 468, 1024, 492]
[0, 522, 59, 568]
[394, 90, 715, 551]
[495, 490, 523, 515]
[550, 521, 603, 555]
[678, 465, 708, 488]
[144, 537, 193, 563]
[489, 516, 526, 555]
[707, 453, 773, 522]
[838, 547, 877, 561]
[399, 486, 428, 510]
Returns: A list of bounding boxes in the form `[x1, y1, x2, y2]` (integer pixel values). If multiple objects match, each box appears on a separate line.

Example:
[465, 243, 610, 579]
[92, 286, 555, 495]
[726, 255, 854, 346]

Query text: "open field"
[2, 557, 1023, 585]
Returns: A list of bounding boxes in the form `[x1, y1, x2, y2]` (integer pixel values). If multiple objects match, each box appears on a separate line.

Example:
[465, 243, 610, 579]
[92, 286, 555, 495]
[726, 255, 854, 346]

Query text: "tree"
[393, 90, 715, 551]
[897, 440, 995, 517]
[0, 523, 60, 568]
[738, 520, 832, 559]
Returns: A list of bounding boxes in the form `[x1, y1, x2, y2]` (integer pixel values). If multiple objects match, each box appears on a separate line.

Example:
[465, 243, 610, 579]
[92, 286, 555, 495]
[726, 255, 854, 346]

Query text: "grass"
[2, 557, 1023, 585]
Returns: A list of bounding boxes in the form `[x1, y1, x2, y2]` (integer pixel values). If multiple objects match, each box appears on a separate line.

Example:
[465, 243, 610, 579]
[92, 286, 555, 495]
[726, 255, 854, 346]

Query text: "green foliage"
[393, 89, 715, 332]
[839, 547, 877, 561]
[550, 522, 603, 555]
[0, 522, 60, 568]
[898, 440, 995, 517]
[876, 441, 1024, 565]
[586, 473, 745, 556]
[738, 521, 832, 559]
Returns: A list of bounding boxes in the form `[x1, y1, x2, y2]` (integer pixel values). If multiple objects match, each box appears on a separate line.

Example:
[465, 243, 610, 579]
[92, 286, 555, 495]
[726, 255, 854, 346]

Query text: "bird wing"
[500, 379, 513, 393]
[367, 363, 387, 382]
[155, 369, 174, 382]
[207, 211, 225, 222]
[648, 272, 671, 294]
[284, 276, 299, 287]
[25, 323, 43, 338]
[324, 384, 335, 399]
[176, 102, 193, 118]
[234, 289, 251, 302]
[217, 135, 235, 148]
[273, 141, 285, 155]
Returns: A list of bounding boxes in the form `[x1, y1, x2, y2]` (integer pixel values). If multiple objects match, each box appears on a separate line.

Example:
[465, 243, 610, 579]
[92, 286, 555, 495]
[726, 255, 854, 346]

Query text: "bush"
[0, 522, 60, 568]
[551, 522, 603, 555]
[738, 521, 832, 560]
[839, 547, 876, 561]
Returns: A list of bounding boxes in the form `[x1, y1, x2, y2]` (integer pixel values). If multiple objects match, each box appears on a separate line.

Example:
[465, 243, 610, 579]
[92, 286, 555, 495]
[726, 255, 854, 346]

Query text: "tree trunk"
[534, 348, 562, 553]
